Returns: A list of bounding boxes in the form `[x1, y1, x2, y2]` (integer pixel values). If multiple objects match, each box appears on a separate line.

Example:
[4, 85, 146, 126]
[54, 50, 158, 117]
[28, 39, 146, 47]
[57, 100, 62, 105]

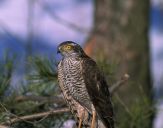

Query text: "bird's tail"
[97, 119, 114, 128]
[97, 119, 105, 128]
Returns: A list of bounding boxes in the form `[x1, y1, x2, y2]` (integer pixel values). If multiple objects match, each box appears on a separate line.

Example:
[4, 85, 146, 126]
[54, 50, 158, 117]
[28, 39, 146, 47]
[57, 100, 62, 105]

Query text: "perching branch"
[2, 107, 70, 125]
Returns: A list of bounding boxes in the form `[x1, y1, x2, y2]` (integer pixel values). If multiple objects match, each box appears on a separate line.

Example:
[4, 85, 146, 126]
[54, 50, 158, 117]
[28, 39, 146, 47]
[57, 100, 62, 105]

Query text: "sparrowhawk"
[57, 41, 114, 128]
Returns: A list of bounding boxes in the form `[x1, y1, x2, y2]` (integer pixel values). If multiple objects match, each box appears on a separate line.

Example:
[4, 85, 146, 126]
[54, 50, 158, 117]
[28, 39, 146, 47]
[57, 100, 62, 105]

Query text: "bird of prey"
[57, 41, 114, 128]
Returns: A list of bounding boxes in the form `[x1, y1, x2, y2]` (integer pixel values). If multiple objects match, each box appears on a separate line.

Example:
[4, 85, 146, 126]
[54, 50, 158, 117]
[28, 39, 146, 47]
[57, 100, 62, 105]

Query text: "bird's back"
[82, 57, 114, 128]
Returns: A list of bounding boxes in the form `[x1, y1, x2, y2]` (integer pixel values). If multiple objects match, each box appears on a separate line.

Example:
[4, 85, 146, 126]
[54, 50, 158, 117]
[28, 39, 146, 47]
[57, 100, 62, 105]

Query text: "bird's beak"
[57, 49, 60, 54]
[57, 47, 61, 54]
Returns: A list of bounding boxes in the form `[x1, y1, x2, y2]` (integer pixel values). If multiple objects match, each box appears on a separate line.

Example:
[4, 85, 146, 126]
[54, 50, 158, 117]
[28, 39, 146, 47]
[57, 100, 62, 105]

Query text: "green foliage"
[0, 56, 72, 128]
[26, 57, 59, 96]
[0, 54, 14, 98]
[114, 88, 153, 128]
[0, 56, 153, 128]
[28, 56, 57, 82]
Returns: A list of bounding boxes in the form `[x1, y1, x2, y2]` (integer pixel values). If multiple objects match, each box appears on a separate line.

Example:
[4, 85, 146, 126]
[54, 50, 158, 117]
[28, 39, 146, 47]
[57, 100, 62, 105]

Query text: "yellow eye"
[65, 45, 72, 50]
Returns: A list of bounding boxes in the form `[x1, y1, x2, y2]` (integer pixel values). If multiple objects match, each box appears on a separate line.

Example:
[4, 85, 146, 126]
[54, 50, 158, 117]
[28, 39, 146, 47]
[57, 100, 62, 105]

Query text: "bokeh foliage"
[0, 55, 153, 128]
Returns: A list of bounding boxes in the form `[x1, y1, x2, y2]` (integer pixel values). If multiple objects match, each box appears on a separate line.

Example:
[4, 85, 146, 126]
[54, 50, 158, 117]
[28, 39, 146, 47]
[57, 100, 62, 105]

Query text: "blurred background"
[0, 0, 162, 128]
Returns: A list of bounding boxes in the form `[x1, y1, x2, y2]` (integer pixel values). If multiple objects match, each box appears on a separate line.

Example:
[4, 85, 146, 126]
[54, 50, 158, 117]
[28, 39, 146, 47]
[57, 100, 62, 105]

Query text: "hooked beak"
[57, 47, 61, 54]
[57, 49, 60, 54]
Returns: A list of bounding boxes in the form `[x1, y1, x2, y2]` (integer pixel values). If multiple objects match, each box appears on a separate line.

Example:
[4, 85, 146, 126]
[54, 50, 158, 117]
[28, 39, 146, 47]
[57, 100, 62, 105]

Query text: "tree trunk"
[84, 0, 151, 101]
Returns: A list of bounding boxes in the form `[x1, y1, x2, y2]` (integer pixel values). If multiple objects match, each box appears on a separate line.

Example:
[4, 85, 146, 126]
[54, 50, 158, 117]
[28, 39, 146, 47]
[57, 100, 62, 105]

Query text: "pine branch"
[15, 95, 65, 105]
[1, 107, 70, 125]
[0, 74, 129, 127]
[14, 74, 129, 104]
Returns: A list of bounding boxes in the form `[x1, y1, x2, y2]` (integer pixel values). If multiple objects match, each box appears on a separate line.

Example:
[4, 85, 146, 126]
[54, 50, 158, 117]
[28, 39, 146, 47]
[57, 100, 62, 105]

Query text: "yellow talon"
[78, 118, 82, 128]
[91, 110, 96, 128]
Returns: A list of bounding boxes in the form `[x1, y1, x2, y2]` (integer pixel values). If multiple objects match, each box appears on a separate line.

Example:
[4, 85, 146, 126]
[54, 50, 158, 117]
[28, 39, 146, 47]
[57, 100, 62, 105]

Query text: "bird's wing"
[82, 57, 114, 128]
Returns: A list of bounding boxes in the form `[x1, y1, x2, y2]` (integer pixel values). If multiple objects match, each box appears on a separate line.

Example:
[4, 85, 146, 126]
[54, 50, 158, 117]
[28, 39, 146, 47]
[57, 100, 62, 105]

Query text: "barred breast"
[62, 57, 92, 112]
[58, 61, 79, 120]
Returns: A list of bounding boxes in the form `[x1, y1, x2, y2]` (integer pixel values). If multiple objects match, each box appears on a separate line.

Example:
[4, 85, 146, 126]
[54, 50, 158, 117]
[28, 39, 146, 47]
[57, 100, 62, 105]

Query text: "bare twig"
[110, 74, 130, 94]
[2, 107, 69, 125]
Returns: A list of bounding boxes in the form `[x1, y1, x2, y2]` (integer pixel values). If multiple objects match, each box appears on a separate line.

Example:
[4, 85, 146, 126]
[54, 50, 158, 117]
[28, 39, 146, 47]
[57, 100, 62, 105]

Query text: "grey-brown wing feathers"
[82, 58, 114, 128]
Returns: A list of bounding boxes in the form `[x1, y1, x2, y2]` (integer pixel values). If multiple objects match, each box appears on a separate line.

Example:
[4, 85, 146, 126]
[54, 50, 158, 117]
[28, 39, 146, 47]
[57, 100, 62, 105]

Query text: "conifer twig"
[1, 74, 129, 126]
[15, 95, 65, 105]
[15, 74, 129, 103]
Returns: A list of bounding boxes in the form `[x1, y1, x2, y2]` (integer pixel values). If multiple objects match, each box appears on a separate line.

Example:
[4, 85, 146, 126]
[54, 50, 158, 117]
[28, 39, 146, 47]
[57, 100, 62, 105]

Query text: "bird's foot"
[78, 118, 82, 128]
[91, 110, 96, 128]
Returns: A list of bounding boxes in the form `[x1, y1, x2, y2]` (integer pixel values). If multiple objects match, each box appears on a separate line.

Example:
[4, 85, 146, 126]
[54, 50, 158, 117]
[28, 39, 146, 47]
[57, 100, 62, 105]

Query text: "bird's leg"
[91, 109, 96, 128]
[77, 106, 85, 128]
[78, 118, 82, 128]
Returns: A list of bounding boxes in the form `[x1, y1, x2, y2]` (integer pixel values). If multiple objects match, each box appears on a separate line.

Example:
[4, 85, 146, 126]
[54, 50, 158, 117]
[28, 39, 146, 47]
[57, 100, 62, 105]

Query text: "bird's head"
[57, 41, 86, 57]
